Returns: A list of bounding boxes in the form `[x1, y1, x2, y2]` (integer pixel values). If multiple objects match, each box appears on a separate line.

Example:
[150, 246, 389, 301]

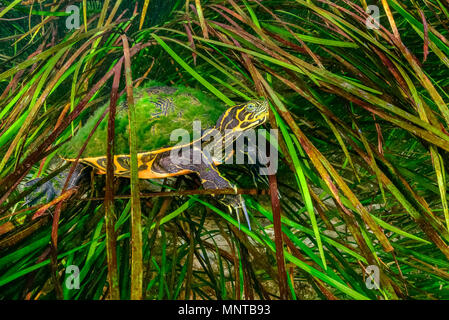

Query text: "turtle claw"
[234, 202, 251, 231]
[241, 200, 251, 231]
[228, 205, 241, 230]
[225, 197, 251, 231]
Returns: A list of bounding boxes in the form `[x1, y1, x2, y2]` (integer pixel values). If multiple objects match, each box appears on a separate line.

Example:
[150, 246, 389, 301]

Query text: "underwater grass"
[0, 0, 449, 300]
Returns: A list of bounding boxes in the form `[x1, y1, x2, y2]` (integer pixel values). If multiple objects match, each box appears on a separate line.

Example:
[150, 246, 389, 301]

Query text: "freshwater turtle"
[26, 83, 269, 228]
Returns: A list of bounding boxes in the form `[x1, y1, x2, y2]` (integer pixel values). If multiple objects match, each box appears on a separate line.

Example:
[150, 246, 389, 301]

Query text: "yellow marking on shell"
[112, 157, 127, 175]
[64, 153, 194, 179]
[138, 168, 193, 179]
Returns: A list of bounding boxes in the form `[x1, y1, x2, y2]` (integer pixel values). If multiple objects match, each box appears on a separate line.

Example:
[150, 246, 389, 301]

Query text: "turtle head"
[216, 100, 269, 132]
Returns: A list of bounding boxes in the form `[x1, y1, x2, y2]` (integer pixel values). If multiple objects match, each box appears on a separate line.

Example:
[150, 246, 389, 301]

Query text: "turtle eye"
[246, 102, 256, 112]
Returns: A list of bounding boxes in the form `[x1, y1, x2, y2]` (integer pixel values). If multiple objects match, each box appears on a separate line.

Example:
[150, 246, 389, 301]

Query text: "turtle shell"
[60, 82, 228, 158]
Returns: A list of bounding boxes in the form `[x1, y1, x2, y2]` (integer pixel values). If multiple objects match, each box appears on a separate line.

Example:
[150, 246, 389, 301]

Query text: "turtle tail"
[24, 163, 86, 207]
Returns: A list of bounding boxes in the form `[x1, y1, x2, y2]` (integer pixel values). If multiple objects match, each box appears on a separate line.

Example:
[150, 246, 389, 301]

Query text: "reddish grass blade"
[268, 174, 289, 300]
[121, 34, 144, 300]
[419, 9, 429, 62]
[104, 65, 122, 300]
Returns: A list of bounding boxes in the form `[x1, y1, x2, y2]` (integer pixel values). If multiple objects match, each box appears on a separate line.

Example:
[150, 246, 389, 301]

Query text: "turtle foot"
[24, 178, 61, 206]
[221, 194, 251, 231]
[23, 164, 85, 207]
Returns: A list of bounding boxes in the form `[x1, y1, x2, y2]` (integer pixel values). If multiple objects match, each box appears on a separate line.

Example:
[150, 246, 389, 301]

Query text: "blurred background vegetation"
[1, 0, 449, 300]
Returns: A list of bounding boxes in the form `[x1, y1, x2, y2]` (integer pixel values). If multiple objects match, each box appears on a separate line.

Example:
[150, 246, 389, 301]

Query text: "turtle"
[26, 82, 269, 229]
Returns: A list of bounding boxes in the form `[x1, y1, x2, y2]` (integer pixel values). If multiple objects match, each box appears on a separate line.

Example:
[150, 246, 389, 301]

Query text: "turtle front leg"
[192, 162, 251, 230]
[157, 151, 251, 229]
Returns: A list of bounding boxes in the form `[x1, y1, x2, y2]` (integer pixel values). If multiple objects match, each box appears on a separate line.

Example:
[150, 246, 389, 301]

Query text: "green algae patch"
[59, 83, 228, 158]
